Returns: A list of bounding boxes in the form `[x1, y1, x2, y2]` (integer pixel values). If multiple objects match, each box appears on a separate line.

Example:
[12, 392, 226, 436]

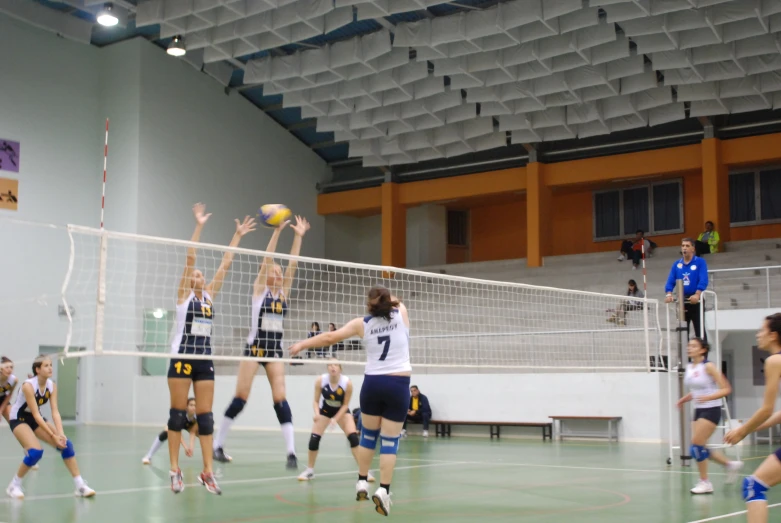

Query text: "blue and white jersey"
[171, 291, 214, 355]
[9, 377, 53, 421]
[362, 309, 411, 375]
[246, 288, 287, 348]
[319, 373, 349, 410]
[684, 361, 722, 409]
[1, 374, 17, 397]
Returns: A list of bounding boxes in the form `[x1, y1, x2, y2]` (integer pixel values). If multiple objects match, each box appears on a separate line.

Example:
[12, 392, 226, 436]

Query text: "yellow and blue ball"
[258, 204, 292, 228]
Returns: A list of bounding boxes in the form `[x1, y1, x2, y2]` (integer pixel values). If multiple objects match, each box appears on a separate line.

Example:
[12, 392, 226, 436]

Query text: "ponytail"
[367, 285, 400, 321]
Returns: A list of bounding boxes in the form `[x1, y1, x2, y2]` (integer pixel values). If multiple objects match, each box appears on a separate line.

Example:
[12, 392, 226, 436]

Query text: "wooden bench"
[550, 416, 622, 442]
[432, 420, 553, 441]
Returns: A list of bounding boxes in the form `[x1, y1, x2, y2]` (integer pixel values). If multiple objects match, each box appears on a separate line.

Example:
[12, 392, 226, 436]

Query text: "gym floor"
[0, 426, 777, 523]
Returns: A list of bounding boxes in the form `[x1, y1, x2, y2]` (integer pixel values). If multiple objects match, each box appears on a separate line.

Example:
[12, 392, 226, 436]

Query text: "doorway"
[37, 346, 84, 421]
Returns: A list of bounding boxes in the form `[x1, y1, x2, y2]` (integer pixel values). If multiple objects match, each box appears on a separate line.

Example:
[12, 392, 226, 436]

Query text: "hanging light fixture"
[167, 35, 186, 57]
[96, 3, 119, 27]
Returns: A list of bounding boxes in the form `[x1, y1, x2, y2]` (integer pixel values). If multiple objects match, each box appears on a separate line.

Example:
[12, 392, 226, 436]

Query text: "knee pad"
[380, 434, 400, 455]
[60, 439, 75, 460]
[690, 444, 710, 462]
[743, 476, 769, 502]
[360, 427, 380, 450]
[167, 409, 187, 432]
[347, 432, 359, 448]
[158, 430, 169, 442]
[197, 412, 214, 436]
[23, 448, 43, 467]
[274, 400, 292, 425]
[225, 397, 246, 419]
[308, 433, 322, 451]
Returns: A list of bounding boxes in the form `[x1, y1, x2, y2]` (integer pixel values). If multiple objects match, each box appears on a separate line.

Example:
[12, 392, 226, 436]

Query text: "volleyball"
[258, 204, 292, 228]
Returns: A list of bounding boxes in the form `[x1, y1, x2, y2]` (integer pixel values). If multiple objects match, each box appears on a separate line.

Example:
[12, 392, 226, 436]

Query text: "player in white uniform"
[142, 397, 199, 465]
[0, 357, 18, 423]
[291, 285, 410, 517]
[6, 356, 95, 499]
[213, 216, 309, 469]
[678, 337, 743, 494]
[297, 359, 376, 482]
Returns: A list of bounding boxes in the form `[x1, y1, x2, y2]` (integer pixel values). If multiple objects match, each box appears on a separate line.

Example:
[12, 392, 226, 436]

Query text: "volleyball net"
[52, 224, 665, 371]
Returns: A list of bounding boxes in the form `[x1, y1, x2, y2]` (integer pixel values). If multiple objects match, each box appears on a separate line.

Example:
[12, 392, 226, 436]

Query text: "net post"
[93, 232, 108, 355]
[676, 279, 692, 466]
[642, 242, 650, 371]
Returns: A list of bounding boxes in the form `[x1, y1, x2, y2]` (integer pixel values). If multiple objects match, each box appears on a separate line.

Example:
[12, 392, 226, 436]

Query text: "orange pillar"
[701, 138, 730, 244]
[526, 162, 550, 267]
[381, 182, 406, 268]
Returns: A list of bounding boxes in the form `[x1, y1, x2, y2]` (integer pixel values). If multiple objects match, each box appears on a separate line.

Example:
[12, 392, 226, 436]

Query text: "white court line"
[0, 462, 464, 504]
[687, 503, 781, 523]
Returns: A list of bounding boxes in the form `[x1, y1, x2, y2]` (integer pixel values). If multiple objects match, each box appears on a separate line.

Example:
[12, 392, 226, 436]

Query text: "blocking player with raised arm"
[167, 203, 256, 495]
[6, 356, 95, 499]
[213, 216, 310, 469]
[143, 397, 198, 465]
[298, 359, 375, 482]
[291, 285, 410, 517]
[724, 313, 781, 523]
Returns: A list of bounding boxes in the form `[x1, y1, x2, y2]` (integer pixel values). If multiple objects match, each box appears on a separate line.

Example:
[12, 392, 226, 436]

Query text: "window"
[730, 167, 781, 225]
[447, 210, 469, 246]
[593, 180, 684, 240]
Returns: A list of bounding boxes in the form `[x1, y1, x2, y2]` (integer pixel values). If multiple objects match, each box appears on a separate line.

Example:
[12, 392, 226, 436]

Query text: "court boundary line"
[687, 503, 781, 522]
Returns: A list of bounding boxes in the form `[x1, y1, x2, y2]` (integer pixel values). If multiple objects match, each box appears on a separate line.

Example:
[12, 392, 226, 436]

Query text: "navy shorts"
[9, 414, 46, 433]
[774, 447, 781, 463]
[167, 358, 214, 382]
[360, 375, 411, 423]
[244, 342, 283, 367]
[320, 406, 349, 419]
[694, 406, 721, 425]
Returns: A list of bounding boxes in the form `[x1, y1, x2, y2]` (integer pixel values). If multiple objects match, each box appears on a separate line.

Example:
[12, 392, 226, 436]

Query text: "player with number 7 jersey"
[289, 285, 410, 517]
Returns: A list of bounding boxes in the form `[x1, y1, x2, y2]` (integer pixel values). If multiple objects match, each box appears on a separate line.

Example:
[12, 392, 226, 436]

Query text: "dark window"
[594, 191, 620, 239]
[759, 168, 781, 221]
[729, 172, 756, 223]
[652, 182, 682, 232]
[447, 210, 468, 246]
[594, 180, 682, 240]
[623, 187, 649, 234]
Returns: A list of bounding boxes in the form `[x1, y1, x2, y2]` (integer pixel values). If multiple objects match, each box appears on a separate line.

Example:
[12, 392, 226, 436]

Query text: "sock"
[147, 436, 164, 458]
[359, 474, 368, 481]
[12, 475, 22, 487]
[213, 416, 235, 450]
[381, 483, 390, 493]
[281, 423, 296, 455]
[73, 475, 85, 489]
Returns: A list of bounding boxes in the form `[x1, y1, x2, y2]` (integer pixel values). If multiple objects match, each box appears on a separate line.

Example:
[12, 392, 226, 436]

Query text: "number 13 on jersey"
[378, 336, 390, 361]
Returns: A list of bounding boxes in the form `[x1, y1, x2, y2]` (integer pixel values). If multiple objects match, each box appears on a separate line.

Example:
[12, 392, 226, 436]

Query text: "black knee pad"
[225, 397, 246, 419]
[197, 412, 214, 436]
[158, 430, 169, 442]
[167, 409, 187, 431]
[308, 433, 322, 451]
[274, 400, 292, 424]
[347, 432, 359, 448]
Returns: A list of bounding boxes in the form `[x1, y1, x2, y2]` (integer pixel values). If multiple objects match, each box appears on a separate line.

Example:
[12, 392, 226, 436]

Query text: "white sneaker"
[75, 483, 96, 498]
[367, 470, 376, 483]
[400, 429, 407, 438]
[726, 461, 744, 484]
[170, 469, 184, 494]
[422, 430, 429, 438]
[356, 479, 369, 501]
[6, 483, 23, 499]
[690, 480, 713, 494]
[372, 487, 392, 516]
[617, 254, 626, 261]
[142, 457, 151, 465]
[298, 468, 315, 481]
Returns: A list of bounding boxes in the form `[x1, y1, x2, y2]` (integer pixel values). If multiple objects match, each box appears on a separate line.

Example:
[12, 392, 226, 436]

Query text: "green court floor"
[0, 426, 778, 523]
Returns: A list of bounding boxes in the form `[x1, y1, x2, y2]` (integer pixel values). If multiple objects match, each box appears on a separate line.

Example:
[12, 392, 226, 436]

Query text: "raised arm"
[22, 384, 57, 443]
[205, 215, 256, 298]
[290, 317, 365, 357]
[178, 203, 211, 304]
[282, 216, 310, 298]
[726, 355, 781, 444]
[394, 298, 410, 329]
[253, 222, 287, 297]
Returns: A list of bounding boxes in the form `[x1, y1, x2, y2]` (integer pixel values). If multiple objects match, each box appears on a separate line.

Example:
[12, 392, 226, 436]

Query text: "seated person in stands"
[607, 279, 645, 326]
[307, 322, 326, 358]
[328, 323, 345, 353]
[402, 385, 432, 438]
[618, 230, 656, 269]
[696, 221, 720, 256]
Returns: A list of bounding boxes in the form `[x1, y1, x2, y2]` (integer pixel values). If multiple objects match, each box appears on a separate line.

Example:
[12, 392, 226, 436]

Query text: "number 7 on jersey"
[378, 336, 391, 361]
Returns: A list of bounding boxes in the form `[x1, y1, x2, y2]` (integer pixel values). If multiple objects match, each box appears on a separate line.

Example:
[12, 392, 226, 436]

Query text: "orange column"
[526, 162, 550, 267]
[381, 182, 406, 268]
[701, 138, 730, 244]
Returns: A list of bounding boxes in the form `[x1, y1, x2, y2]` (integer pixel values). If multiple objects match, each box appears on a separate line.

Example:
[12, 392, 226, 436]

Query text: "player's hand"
[289, 342, 305, 356]
[291, 216, 310, 237]
[235, 215, 257, 237]
[676, 398, 687, 410]
[313, 413, 320, 422]
[408, 410, 416, 416]
[689, 294, 701, 304]
[725, 428, 746, 446]
[185, 447, 193, 457]
[193, 203, 212, 225]
[665, 295, 674, 303]
[55, 433, 68, 448]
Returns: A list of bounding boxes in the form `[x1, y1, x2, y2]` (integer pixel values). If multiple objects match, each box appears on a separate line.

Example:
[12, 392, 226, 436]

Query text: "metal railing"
[708, 265, 781, 309]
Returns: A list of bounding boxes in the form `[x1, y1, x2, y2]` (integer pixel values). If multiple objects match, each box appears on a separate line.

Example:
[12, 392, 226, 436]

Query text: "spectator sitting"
[695, 221, 720, 256]
[328, 323, 345, 354]
[401, 385, 432, 438]
[307, 322, 325, 358]
[618, 229, 655, 270]
[607, 279, 645, 326]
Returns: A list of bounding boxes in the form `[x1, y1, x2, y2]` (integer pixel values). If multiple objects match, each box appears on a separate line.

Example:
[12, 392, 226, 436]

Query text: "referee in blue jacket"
[665, 237, 709, 341]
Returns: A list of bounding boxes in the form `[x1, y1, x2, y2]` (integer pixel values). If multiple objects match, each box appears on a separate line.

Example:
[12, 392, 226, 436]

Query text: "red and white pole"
[100, 118, 109, 230]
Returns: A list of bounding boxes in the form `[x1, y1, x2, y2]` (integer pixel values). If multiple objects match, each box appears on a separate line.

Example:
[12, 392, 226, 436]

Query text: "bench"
[432, 420, 553, 441]
[550, 416, 622, 442]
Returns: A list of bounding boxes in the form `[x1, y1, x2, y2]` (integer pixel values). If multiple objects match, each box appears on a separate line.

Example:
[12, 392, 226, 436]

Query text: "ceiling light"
[167, 35, 186, 57]
[97, 3, 118, 27]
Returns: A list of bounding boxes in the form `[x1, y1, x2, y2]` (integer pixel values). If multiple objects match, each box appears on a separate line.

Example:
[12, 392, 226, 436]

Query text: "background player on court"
[143, 397, 199, 465]
[167, 203, 256, 495]
[6, 356, 95, 499]
[297, 359, 375, 482]
[213, 216, 309, 469]
[725, 313, 781, 523]
[677, 337, 742, 494]
[291, 285, 410, 517]
[0, 357, 18, 423]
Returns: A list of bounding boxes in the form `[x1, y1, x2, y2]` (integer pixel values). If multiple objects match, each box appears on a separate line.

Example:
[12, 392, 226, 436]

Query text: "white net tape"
[63, 225, 662, 371]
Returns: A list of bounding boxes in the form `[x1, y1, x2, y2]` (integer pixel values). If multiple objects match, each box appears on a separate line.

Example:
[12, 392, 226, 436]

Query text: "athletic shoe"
[286, 454, 298, 470]
[142, 457, 151, 465]
[400, 429, 407, 438]
[198, 472, 222, 495]
[356, 480, 369, 501]
[170, 469, 184, 494]
[75, 483, 96, 498]
[213, 447, 232, 463]
[6, 483, 23, 500]
[298, 468, 315, 481]
[726, 461, 744, 484]
[372, 487, 392, 516]
[690, 480, 713, 494]
[423, 430, 429, 438]
[367, 470, 376, 483]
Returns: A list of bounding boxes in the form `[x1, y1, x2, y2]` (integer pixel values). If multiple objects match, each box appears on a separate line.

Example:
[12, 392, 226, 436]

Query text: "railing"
[708, 265, 781, 309]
